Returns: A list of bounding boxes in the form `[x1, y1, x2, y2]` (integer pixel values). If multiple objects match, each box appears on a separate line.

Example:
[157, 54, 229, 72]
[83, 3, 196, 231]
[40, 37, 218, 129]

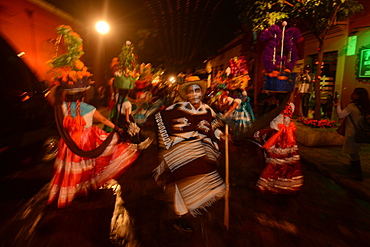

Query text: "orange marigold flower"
[74, 60, 84, 70]
[77, 71, 83, 79]
[278, 76, 288, 80]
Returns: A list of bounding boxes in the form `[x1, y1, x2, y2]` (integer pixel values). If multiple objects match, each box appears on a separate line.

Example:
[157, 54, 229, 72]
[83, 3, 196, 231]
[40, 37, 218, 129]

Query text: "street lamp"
[95, 21, 110, 35]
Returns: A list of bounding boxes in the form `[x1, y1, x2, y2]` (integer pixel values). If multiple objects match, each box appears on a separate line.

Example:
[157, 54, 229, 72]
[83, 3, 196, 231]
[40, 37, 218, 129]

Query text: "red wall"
[0, 0, 82, 81]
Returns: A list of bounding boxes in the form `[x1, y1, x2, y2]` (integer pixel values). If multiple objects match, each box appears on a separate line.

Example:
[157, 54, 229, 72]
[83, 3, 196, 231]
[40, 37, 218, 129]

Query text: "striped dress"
[154, 102, 226, 216]
[47, 101, 140, 208]
[253, 102, 303, 195]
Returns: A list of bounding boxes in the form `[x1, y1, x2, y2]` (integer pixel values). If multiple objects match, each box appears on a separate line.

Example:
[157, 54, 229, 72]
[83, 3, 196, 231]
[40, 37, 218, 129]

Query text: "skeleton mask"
[186, 84, 202, 105]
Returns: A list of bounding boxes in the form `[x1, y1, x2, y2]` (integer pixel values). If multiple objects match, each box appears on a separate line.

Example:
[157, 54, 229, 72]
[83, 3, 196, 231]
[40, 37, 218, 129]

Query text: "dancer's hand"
[220, 132, 232, 142]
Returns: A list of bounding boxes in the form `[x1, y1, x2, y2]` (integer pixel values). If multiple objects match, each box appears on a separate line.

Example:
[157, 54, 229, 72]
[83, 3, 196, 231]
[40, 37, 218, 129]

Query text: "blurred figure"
[46, 84, 148, 208]
[335, 87, 370, 181]
[211, 90, 254, 140]
[253, 101, 303, 194]
[257, 88, 269, 116]
[296, 65, 313, 117]
[153, 76, 225, 232]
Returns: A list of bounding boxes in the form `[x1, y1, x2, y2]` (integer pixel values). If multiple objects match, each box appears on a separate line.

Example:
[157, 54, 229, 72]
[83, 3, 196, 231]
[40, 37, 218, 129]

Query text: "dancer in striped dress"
[46, 85, 151, 208]
[154, 76, 225, 232]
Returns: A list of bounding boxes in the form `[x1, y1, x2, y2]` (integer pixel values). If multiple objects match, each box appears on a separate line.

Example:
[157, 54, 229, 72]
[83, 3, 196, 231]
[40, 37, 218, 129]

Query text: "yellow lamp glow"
[95, 21, 110, 34]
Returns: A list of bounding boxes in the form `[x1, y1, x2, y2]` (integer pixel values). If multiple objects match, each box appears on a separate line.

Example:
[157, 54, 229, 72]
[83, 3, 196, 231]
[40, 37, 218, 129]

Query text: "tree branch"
[321, 3, 343, 40]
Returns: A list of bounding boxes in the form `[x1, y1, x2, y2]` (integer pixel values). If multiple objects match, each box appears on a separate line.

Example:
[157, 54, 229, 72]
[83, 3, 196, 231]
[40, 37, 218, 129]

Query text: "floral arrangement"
[297, 116, 337, 128]
[111, 40, 138, 78]
[135, 63, 153, 90]
[110, 41, 139, 90]
[227, 56, 250, 90]
[260, 22, 303, 74]
[48, 25, 92, 89]
[229, 56, 248, 78]
[260, 22, 302, 92]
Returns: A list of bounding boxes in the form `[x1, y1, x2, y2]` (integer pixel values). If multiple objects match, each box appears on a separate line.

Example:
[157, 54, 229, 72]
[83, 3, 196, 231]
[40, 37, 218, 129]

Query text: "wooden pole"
[224, 124, 230, 230]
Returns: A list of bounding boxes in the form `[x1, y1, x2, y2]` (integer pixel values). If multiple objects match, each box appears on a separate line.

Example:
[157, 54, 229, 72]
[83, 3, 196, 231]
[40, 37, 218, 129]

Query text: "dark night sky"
[44, 0, 242, 74]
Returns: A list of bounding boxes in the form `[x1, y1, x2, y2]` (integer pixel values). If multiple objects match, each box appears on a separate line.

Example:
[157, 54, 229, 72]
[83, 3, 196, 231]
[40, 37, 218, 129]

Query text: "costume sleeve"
[80, 102, 96, 115]
[337, 103, 353, 119]
[233, 98, 242, 105]
[214, 129, 222, 140]
[121, 101, 132, 114]
[270, 114, 284, 130]
[156, 109, 173, 136]
[155, 110, 175, 150]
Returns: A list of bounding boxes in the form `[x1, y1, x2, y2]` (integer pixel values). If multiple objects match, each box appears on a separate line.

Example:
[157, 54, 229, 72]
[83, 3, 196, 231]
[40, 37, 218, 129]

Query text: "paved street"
[1, 121, 370, 247]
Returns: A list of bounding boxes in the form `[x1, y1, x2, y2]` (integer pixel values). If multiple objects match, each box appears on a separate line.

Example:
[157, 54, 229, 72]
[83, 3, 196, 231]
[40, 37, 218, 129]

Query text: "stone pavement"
[298, 142, 370, 202]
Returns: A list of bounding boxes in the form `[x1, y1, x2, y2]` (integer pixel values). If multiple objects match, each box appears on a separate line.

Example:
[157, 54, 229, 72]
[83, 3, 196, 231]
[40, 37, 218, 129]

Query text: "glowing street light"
[169, 77, 176, 84]
[95, 21, 110, 35]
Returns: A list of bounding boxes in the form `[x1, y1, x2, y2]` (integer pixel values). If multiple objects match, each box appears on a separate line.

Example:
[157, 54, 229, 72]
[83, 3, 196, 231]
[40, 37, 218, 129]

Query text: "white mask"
[186, 84, 202, 105]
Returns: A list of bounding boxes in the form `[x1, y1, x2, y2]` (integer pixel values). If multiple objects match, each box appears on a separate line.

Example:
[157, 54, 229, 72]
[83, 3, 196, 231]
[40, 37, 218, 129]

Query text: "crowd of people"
[43, 26, 369, 236]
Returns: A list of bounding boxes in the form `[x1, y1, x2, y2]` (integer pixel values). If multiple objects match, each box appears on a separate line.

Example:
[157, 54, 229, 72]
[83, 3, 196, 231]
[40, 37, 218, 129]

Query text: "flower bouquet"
[111, 41, 139, 90]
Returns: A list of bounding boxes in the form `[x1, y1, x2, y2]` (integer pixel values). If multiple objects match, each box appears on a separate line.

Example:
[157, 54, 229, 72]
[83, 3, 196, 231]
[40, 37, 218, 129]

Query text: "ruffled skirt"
[47, 126, 139, 208]
[254, 128, 303, 195]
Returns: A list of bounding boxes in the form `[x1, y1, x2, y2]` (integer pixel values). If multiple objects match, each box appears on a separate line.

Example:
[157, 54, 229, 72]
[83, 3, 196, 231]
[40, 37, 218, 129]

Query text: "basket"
[263, 73, 297, 92]
[114, 76, 135, 90]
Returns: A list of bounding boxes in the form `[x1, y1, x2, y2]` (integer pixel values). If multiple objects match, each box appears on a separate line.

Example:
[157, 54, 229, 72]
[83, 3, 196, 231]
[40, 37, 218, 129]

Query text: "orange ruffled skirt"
[47, 126, 139, 208]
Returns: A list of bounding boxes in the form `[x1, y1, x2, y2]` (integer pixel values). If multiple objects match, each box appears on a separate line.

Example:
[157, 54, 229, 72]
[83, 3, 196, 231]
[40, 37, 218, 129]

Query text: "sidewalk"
[298, 142, 370, 202]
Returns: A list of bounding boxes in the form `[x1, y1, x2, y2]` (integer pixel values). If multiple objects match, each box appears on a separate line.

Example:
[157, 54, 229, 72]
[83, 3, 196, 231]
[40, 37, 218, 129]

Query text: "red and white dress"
[48, 101, 140, 208]
[253, 102, 303, 195]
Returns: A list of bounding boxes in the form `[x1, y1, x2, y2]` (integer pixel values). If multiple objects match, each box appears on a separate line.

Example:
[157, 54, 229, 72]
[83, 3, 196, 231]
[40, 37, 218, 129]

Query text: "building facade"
[0, 0, 82, 81]
[206, 1, 370, 119]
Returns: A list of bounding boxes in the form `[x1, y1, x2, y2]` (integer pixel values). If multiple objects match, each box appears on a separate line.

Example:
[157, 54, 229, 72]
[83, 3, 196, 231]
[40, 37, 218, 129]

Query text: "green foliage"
[237, 0, 364, 35]
[119, 41, 137, 70]
[236, 0, 364, 120]
[50, 25, 84, 68]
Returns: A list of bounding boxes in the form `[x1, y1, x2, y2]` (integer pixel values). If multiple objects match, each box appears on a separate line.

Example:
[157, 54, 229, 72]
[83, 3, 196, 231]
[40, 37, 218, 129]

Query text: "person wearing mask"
[153, 76, 226, 232]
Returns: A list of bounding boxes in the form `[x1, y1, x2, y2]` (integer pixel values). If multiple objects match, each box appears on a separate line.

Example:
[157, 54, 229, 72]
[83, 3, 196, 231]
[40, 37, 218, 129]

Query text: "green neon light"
[347, 36, 357, 56]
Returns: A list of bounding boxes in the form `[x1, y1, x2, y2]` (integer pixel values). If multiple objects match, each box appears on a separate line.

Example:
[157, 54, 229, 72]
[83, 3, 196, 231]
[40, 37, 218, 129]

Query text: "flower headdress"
[135, 63, 153, 90]
[48, 25, 92, 93]
[111, 40, 138, 78]
[228, 56, 250, 89]
[229, 56, 248, 78]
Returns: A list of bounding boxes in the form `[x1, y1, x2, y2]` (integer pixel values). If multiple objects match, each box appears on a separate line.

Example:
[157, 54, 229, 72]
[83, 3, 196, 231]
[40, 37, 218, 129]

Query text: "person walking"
[153, 76, 226, 232]
[335, 87, 370, 181]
